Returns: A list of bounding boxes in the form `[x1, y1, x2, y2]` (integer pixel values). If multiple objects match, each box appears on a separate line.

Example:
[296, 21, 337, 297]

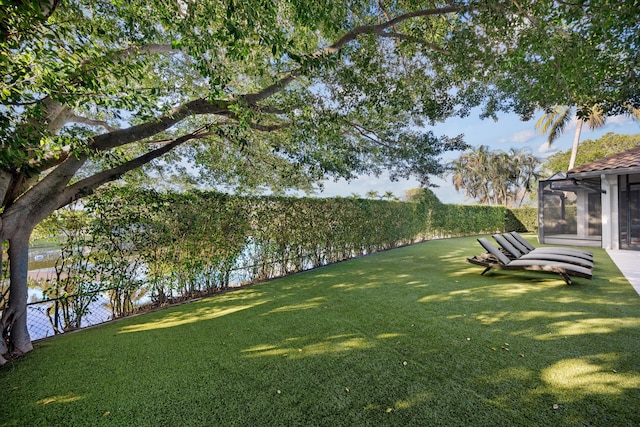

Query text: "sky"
[315, 110, 640, 204]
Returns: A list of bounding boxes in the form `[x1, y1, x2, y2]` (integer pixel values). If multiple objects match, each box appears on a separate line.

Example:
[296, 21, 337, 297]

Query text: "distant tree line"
[447, 133, 640, 206]
[448, 146, 541, 207]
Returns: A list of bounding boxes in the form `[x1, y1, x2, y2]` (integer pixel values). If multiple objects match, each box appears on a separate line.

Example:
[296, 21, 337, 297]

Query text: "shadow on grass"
[1, 235, 639, 426]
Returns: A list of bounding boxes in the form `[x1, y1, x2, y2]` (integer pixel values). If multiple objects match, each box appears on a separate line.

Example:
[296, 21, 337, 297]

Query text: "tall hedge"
[505, 207, 538, 233]
[33, 188, 532, 333]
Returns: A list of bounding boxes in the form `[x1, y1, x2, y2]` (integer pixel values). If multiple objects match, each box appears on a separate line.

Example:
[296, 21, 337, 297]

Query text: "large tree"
[1, 1, 639, 363]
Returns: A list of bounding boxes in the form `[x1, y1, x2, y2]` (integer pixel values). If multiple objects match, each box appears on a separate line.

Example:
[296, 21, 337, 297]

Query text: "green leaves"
[542, 132, 640, 175]
[2, 0, 638, 225]
[14, 0, 640, 367]
[449, 146, 542, 207]
[39, 186, 509, 305]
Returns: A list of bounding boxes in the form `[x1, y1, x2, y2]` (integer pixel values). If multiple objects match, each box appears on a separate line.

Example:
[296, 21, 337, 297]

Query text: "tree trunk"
[568, 120, 583, 171]
[0, 229, 34, 365]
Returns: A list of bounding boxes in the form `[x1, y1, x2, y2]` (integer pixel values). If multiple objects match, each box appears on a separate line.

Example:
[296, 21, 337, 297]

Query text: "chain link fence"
[21, 245, 358, 341]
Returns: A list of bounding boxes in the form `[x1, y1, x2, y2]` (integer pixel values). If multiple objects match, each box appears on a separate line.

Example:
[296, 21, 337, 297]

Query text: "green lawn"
[2, 235, 639, 426]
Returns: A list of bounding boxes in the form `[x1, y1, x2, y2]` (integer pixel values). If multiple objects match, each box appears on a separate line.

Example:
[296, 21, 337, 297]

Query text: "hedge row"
[505, 207, 538, 233]
[33, 188, 531, 333]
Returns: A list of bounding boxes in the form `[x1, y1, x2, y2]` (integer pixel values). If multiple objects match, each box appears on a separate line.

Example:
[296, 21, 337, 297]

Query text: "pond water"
[21, 245, 246, 340]
[12, 242, 328, 340]
[21, 246, 105, 339]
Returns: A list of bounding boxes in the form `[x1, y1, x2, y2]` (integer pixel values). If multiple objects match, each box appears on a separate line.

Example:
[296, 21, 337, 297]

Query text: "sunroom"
[538, 146, 640, 250]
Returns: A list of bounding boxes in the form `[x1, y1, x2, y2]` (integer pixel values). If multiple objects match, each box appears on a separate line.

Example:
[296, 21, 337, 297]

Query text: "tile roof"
[569, 145, 640, 174]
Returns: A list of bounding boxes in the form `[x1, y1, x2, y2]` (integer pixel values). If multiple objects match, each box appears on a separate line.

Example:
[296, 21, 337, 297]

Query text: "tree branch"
[245, 6, 460, 101]
[45, 99, 115, 133]
[243, 73, 300, 104]
[51, 5, 462, 157]
[377, 0, 393, 22]
[342, 119, 395, 149]
[58, 130, 203, 208]
[88, 99, 231, 152]
[28, 145, 71, 173]
[3, 150, 87, 231]
[248, 122, 288, 132]
[255, 105, 289, 115]
[33, 6, 462, 181]
[0, 171, 12, 207]
[380, 32, 450, 55]
[320, 6, 462, 56]
[67, 114, 115, 132]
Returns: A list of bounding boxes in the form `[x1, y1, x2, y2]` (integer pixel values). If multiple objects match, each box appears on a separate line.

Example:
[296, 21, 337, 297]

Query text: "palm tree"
[449, 146, 540, 207]
[507, 147, 542, 206]
[451, 145, 493, 204]
[535, 104, 606, 170]
[382, 191, 397, 200]
[365, 190, 379, 199]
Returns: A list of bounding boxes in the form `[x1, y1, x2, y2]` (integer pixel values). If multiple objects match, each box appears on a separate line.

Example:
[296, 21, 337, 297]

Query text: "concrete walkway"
[606, 250, 640, 296]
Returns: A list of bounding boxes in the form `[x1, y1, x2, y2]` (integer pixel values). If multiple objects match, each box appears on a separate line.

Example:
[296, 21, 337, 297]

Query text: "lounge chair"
[492, 234, 594, 269]
[506, 232, 593, 261]
[467, 238, 592, 285]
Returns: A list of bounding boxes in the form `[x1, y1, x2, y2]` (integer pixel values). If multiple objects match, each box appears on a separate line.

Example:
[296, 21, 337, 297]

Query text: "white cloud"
[537, 141, 559, 156]
[606, 115, 633, 126]
[499, 129, 537, 144]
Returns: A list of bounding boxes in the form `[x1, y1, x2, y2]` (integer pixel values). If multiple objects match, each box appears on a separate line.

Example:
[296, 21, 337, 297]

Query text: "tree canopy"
[2, 1, 639, 204]
[542, 132, 640, 175]
[1, 0, 639, 363]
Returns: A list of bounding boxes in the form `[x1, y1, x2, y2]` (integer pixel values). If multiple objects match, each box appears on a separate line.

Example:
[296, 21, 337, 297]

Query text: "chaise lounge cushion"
[467, 238, 593, 285]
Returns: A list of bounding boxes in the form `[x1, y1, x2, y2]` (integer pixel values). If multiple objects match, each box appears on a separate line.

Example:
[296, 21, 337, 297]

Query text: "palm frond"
[546, 107, 572, 146]
[626, 103, 640, 121]
[536, 106, 572, 146]
[586, 104, 606, 130]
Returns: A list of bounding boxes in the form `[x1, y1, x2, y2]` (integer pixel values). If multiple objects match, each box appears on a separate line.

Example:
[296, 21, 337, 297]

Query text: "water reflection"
[9, 240, 348, 341]
[19, 246, 149, 340]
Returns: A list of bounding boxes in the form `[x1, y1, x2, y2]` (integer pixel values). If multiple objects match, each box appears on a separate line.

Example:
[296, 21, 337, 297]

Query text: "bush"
[505, 207, 538, 232]
[32, 188, 539, 335]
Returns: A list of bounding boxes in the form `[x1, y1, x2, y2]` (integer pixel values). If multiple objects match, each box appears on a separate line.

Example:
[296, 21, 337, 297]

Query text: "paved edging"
[606, 250, 640, 296]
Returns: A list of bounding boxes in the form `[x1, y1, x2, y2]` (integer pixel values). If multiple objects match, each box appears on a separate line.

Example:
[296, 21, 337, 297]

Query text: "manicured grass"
[1, 235, 639, 426]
